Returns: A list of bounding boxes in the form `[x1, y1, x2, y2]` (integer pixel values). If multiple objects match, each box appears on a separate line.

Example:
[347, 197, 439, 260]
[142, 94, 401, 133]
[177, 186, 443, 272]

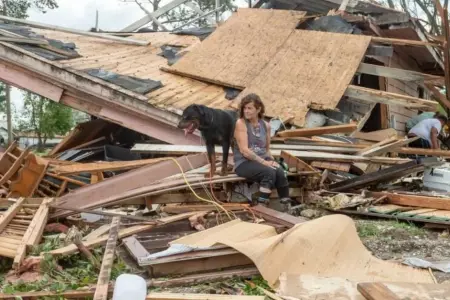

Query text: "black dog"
[178, 104, 237, 177]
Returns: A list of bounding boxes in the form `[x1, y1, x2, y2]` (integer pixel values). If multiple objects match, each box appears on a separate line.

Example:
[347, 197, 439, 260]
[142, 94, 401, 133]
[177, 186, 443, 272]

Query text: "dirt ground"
[356, 218, 450, 283]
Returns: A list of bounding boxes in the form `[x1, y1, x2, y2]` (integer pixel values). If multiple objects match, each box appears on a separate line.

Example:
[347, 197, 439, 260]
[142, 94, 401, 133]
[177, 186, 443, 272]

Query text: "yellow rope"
[168, 157, 235, 221]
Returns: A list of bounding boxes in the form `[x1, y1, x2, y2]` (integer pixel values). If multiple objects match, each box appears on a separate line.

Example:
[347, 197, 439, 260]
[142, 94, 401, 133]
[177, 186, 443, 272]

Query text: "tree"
[19, 93, 74, 152]
[379, 0, 442, 35]
[120, 0, 235, 30]
[0, 0, 58, 19]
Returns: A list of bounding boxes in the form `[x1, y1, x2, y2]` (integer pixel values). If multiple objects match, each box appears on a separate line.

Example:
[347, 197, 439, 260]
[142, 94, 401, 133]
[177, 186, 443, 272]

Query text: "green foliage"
[19, 92, 74, 151]
[0, 0, 58, 19]
[1, 243, 129, 296]
[231, 276, 271, 296]
[357, 222, 381, 238]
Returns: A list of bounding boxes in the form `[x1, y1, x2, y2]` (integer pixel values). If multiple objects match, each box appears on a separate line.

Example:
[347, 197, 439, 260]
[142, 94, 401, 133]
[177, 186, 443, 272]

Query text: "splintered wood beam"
[276, 124, 357, 138]
[0, 197, 25, 232]
[93, 217, 121, 300]
[371, 36, 441, 47]
[425, 83, 450, 111]
[357, 137, 418, 157]
[345, 85, 438, 111]
[356, 137, 398, 156]
[372, 191, 450, 210]
[45, 212, 199, 256]
[0, 15, 149, 46]
[357, 63, 444, 83]
[13, 198, 52, 269]
[51, 157, 173, 175]
[357, 283, 401, 300]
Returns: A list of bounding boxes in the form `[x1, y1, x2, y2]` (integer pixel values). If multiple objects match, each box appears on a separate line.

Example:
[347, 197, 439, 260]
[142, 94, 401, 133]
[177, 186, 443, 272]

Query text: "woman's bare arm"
[235, 119, 272, 167]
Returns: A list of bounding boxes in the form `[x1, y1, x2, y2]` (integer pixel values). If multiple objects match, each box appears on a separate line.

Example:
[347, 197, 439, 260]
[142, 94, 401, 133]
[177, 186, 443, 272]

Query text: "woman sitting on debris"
[233, 93, 291, 206]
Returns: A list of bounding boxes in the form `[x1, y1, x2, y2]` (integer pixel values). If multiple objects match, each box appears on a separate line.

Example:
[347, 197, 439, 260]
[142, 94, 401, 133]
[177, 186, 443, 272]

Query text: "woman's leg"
[235, 161, 276, 204]
[274, 167, 291, 203]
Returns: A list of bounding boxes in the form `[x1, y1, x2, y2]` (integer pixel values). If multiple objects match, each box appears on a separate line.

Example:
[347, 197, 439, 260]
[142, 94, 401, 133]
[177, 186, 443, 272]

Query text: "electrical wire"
[168, 157, 236, 221]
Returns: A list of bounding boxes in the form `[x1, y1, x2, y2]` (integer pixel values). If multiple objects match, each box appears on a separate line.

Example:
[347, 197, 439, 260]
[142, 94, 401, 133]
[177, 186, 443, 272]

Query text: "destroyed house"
[0, 3, 443, 147]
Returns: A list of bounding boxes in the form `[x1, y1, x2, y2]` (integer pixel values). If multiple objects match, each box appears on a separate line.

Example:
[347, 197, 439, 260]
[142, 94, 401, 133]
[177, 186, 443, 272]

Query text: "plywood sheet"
[278, 275, 450, 300]
[172, 216, 432, 287]
[233, 30, 371, 126]
[167, 9, 305, 88]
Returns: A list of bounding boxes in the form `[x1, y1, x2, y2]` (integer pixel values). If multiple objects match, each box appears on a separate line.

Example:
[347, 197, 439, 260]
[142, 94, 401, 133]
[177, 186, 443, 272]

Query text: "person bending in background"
[407, 114, 448, 149]
[405, 111, 436, 133]
[233, 93, 291, 206]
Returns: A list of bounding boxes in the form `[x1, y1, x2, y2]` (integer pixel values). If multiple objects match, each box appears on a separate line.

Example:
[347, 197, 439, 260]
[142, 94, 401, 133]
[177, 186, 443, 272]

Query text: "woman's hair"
[239, 93, 265, 119]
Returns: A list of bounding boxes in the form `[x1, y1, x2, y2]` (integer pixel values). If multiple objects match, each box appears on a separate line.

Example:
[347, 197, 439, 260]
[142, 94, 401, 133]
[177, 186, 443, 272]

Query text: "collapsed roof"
[0, 1, 443, 144]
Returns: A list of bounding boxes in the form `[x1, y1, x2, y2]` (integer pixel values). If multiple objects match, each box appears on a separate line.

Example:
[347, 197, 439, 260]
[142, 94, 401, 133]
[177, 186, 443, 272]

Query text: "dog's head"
[178, 104, 205, 136]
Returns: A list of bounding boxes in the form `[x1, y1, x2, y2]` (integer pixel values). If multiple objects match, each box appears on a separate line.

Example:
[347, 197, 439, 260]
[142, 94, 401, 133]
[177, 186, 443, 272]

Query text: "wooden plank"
[357, 137, 418, 157]
[357, 282, 401, 300]
[0, 15, 149, 46]
[280, 150, 316, 172]
[251, 205, 307, 227]
[166, 9, 305, 89]
[132, 144, 361, 155]
[277, 124, 357, 138]
[51, 157, 173, 175]
[345, 85, 438, 110]
[355, 137, 398, 156]
[146, 248, 242, 266]
[51, 154, 208, 219]
[148, 267, 259, 288]
[310, 161, 350, 172]
[232, 30, 371, 126]
[329, 159, 437, 192]
[425, 83, 450, 111]
[122, 236, 150, 263]
[0, 197, 24, 233]
[285, 150, 409, 164]
[371, 36, 440, 47]
[7, 154, 48, 198]
[83, 224, 110, 241]
[352, 129, 398, 142]
[150, 252, 254, 277]
[146, 294, 264, 300]
[46, 212, 200, 256]
[357, 62, 443, 82]
[0, 147, 30, 188]
[372, 192, 450, 211]
[93, 217, 121, 300]
[161, 204, 249, 214]
[13, 198, 52, 269]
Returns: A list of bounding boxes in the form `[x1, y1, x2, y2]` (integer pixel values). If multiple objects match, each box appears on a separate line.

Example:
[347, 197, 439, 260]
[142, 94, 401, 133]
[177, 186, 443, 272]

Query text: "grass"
[231, 276, 271, 296]
[357, 220, 426, 238]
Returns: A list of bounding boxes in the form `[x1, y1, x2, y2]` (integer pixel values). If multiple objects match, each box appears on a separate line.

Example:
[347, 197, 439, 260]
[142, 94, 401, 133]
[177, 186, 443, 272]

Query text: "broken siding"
[386, 52, 427, 136]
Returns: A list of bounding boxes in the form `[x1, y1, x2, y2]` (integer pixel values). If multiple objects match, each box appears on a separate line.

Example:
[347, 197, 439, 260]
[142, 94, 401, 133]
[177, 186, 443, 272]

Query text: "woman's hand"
[263, 160, 279, 169]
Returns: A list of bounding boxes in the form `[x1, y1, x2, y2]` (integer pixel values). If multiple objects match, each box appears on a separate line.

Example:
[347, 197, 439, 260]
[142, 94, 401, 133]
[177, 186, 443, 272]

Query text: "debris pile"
[1, 1, 450, 300]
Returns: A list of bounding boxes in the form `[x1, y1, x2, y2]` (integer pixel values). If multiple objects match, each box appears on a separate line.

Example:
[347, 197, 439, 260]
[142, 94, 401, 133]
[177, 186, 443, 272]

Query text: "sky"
[11, 0, 245, 114]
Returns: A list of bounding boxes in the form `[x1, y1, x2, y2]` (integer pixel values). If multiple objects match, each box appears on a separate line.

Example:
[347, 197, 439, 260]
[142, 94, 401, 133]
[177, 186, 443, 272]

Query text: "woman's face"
[243, 102, 260, 120]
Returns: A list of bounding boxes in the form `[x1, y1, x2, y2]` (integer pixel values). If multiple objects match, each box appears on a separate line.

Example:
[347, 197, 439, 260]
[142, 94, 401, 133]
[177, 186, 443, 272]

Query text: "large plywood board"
[234, 30, 371, 126]
[167, 8, 306, 88]
[172, 215, 432, 287]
